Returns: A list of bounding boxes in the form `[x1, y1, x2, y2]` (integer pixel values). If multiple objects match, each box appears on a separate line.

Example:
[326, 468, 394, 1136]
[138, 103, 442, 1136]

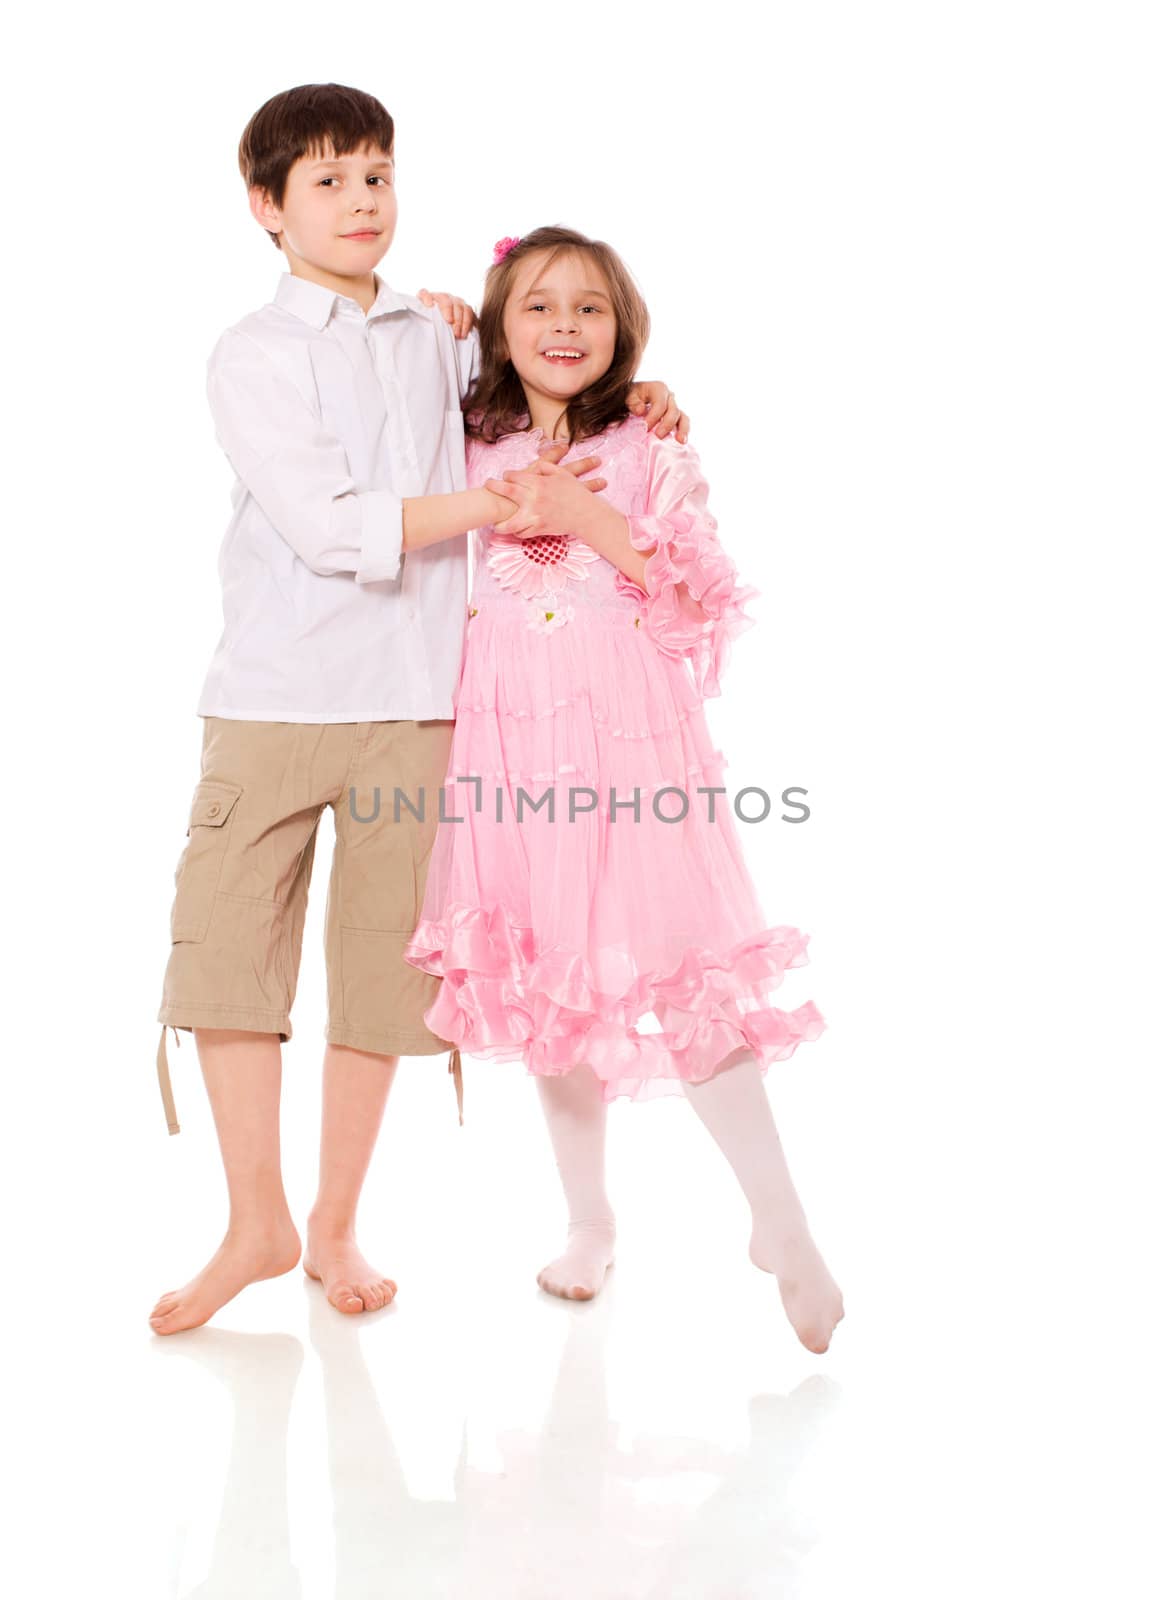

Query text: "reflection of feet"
[155, 1330, 305, 1600]
[749, 1223, 845, 1354]
[537, 1221, 616, 1301]
[149, 1219, 302, 1335]
[303, 1230, 397, 1314]
[157, 1326, 305, 1386]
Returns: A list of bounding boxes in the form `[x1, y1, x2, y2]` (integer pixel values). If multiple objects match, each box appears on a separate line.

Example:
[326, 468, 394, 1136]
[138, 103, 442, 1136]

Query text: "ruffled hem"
[403, 901, 825, 1102]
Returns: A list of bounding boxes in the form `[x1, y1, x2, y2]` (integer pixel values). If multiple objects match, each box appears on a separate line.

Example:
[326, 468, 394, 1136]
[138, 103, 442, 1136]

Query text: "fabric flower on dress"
[526, 601, 576, 635]
[486, 532, 599, 599]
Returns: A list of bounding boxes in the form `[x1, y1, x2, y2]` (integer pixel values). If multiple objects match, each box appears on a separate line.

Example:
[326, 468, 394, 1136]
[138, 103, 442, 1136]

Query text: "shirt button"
[206, 802, 221, 817]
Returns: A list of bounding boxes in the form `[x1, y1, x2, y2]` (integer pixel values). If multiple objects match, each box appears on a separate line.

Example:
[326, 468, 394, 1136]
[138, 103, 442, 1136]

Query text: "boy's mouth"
[342, 229, 380, 240]
[541, 349, 585, 365]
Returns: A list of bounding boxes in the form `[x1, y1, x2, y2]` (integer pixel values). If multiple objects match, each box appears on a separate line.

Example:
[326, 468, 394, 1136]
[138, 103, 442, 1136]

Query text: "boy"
[149, 82, 686, 1335]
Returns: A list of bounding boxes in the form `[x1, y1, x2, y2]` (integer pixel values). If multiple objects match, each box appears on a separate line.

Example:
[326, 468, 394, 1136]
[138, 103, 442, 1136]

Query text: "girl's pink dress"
[403, 414, 825, 1100]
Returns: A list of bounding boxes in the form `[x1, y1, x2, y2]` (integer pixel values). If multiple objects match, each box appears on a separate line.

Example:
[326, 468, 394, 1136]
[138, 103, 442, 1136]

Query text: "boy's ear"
[248, 185, 281, 237]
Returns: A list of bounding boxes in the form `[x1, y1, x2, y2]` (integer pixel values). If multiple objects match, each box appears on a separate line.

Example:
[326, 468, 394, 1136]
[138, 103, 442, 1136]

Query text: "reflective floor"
[13, 1030, 1146, 1599]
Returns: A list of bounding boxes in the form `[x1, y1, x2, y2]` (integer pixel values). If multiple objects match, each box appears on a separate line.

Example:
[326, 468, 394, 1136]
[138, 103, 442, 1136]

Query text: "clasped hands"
[484, 443, 611, 543]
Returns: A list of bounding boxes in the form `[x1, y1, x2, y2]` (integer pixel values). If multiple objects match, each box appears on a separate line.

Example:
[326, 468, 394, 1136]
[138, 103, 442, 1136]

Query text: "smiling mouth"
[541, 349, 585, 363]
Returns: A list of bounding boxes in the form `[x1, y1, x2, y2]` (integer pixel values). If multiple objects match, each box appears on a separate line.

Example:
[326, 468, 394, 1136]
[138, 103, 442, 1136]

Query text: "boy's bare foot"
[537, 1220, 616, 1301]
[750, 1222, 845, 1354]
[149, 1218, 302, 1336]
[303, 1229, 397, 1314]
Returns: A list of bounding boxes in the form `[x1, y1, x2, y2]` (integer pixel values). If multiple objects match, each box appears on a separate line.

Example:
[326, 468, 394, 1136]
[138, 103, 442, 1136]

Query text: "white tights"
[535, 1050, 844, 1351]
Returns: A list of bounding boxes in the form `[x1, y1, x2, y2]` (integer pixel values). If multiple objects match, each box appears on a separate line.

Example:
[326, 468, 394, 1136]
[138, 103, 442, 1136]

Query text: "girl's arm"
[614, 434, 758, 696]
[584, 436, 760, 698]
[487, 437, 757, 697]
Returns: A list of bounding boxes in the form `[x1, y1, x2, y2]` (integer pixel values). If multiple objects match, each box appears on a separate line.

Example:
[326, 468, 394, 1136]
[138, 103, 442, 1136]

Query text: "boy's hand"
[627, 382, 690, 442]
[417, 288, 476, 339]
[485, 459, 608, 540]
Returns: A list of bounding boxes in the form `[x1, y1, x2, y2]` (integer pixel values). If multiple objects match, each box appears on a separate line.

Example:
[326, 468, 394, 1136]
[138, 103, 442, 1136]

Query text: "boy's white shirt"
[196, 269, 479, 723]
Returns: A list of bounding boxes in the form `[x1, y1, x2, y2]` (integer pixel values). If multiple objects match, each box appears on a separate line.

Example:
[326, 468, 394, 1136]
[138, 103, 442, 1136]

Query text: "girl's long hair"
[464, 225, 651, 445]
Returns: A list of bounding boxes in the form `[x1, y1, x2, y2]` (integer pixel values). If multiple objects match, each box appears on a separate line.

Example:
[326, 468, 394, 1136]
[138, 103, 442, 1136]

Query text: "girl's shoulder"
[466, 412, 651, 461]
[463, 413, 696, 495]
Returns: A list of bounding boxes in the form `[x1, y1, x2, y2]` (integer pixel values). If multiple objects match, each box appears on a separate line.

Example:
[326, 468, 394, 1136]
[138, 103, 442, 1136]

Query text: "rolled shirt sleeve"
[207, 329, 404, 583]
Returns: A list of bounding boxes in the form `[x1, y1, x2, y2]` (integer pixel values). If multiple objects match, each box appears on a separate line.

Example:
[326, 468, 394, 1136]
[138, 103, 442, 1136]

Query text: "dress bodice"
[465, 415, 652, 631]
[463, 412, 758, 698]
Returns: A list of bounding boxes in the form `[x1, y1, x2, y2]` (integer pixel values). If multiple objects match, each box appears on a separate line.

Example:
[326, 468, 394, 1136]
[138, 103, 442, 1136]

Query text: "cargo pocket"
[170, 779, 243, 944]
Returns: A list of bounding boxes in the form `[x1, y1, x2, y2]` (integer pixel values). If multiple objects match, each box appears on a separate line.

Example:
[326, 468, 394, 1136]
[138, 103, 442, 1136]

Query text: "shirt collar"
[273, 270, 436, 329]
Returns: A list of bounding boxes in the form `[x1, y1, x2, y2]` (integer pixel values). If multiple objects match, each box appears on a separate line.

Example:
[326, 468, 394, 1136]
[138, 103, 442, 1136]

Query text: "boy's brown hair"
[465, 226, 651, 445]
[238, 83, 395, 250]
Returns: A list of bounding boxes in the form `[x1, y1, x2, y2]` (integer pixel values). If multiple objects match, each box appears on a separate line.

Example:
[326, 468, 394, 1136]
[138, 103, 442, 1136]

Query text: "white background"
[4, 2, 1149, 1595]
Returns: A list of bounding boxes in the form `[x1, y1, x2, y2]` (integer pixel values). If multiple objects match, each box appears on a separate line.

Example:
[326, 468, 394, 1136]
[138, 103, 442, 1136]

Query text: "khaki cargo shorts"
[155, 716, 461, 1135]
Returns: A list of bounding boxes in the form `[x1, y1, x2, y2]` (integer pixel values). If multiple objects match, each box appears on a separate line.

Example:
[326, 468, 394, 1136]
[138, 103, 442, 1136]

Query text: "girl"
[404, 227, 844, 1353]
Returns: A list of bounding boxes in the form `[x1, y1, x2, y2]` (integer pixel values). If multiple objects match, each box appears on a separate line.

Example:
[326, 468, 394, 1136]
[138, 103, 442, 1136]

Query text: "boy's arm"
[402, 487, 513, 552]
[207, 330, 506, 576]
[209, 330, 405, 581]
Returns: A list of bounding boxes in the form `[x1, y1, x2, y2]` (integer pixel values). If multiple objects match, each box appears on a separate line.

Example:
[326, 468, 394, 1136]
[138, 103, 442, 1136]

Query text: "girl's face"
[502, 249, 618, 416]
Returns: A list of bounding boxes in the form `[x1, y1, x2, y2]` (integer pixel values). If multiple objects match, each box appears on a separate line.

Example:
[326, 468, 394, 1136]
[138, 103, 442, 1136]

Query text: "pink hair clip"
[492, 236, 520, 264]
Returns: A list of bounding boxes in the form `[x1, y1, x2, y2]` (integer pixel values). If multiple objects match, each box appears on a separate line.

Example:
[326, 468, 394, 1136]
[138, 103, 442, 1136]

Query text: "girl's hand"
[523, 439, 606, 485]
[627, 382, 690, 442]
[484, 459, 608, 540]
[416, 288, 476, 339]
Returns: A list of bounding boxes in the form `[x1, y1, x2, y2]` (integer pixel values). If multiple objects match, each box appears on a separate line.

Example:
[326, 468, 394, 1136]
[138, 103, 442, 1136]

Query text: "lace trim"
[452, 686, 707, 740]
[439, 756, 729, 791]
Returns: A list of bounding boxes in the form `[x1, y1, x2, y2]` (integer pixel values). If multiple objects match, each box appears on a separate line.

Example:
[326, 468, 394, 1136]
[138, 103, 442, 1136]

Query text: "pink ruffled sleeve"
[614, 432, 759, 698]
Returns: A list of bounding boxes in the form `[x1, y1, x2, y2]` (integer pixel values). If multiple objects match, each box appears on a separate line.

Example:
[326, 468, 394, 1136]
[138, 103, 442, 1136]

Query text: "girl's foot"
[750, 1221, 845, 1354]
[537, 1220, 617, 1301]
[149, 1218, 302, 1335]
[303, 1228, 397, 1314]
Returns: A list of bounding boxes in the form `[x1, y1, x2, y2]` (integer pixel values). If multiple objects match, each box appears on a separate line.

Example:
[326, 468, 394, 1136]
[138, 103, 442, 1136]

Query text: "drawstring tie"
[448, 1046, 464, 1125]
[156, 1024, 181, 1135]
[156, 1026, 460, 1135]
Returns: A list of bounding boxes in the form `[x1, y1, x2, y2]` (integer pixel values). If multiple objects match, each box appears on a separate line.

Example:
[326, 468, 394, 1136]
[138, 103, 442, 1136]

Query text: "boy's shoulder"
[209, 283, 470, 359]
[207, 300, 307, 376]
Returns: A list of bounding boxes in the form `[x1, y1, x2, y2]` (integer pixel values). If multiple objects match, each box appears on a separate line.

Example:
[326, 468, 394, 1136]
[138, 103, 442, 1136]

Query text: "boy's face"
[251, 139, 398, 283]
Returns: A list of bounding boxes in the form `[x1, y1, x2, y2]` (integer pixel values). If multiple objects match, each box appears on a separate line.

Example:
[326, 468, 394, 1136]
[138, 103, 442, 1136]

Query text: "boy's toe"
[329, 1282, 365, 1313]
